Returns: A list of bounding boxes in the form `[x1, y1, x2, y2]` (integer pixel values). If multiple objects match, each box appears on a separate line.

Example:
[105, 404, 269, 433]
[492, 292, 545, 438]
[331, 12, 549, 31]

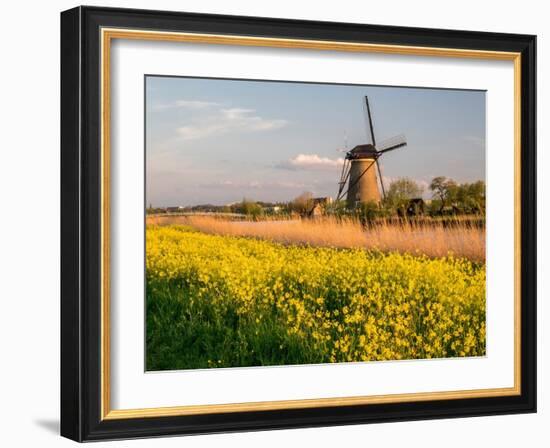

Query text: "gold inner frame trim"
[100, 27, 522, 420]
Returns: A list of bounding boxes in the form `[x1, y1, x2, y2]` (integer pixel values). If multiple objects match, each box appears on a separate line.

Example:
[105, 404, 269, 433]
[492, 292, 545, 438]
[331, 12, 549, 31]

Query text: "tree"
[236, 198, 263, 219]
[356, 200, 379, 225]
[289, 191, 314, 216]
[455, 180, 485, 214]
[429, 176, 457, 213]
[326, 199, 347, 217]
[428, 177, 485, 215]
[430, 176, 448, 202]
[385, 178, 424, 211]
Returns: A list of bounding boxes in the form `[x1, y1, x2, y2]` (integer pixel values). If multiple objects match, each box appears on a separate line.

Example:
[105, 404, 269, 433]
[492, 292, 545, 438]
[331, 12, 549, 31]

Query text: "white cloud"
[417, 179, 430, 190]
[203, 180, 306, 190]
[381, 175, 397, 187]
[176, 107, 288, 140]
[153, 100, 220, 111]
[278, 154, 344, 170]
[381, 176, 431, 198]
[463, 135, 485, 147]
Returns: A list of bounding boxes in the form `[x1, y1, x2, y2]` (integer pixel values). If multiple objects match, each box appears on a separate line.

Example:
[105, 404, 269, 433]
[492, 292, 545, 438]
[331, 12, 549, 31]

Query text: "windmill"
[336, 96, 407, 207]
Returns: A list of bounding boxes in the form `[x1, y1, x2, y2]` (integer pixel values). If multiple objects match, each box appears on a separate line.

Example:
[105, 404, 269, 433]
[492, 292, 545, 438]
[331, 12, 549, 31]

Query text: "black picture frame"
[61, 5, 536, 442]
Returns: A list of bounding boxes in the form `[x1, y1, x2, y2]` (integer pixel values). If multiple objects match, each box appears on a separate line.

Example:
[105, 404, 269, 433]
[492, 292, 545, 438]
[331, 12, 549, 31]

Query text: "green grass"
[146, 283, 324, 370]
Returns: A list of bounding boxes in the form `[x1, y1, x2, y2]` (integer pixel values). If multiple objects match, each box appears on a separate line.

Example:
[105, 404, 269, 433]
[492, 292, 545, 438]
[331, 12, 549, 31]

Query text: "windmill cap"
[348, 144, 377, 159]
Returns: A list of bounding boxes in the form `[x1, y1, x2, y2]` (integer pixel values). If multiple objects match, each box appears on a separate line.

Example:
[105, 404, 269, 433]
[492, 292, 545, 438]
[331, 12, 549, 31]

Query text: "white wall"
[0, 0, 545, 446]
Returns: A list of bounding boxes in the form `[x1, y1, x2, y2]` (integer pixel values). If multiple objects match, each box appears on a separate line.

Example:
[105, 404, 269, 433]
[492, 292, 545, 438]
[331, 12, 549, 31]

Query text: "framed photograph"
[60, 6, 536, 442]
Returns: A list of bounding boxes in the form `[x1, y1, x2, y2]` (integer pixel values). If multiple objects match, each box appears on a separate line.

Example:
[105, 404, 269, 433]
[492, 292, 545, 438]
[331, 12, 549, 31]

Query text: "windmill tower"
[336, 96, 408, 208]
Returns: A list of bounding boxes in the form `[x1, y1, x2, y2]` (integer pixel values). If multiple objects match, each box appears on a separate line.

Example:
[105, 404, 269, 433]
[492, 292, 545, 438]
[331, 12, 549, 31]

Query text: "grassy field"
[146, 224, 486, 371]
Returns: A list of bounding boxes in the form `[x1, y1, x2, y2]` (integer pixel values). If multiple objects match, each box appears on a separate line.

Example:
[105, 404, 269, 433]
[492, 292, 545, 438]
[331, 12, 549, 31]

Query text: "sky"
[146, 76, 486, 207]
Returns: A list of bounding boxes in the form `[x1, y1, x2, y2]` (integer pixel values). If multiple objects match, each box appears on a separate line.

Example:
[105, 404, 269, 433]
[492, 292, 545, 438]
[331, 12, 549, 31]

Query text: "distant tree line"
[330, 176, 485, 223]
[148, 176, 485, 221]
[428, 177, 485, 215]
[378, 177, 485, 215]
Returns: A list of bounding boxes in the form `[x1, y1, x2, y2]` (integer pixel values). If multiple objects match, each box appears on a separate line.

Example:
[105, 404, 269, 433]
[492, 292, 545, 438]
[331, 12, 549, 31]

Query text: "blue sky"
[146, 76, 485, 207]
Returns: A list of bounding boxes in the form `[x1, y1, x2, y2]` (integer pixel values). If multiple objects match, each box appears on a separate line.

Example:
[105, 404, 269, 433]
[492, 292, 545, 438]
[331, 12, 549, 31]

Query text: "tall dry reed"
[147, 215, 485, 262]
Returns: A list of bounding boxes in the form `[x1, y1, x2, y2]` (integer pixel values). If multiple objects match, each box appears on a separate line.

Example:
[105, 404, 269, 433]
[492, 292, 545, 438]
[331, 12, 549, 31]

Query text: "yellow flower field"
[146, 225, 486, 370]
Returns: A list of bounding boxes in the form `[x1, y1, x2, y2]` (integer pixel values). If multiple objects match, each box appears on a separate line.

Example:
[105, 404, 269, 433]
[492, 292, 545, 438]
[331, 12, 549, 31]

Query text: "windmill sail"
[377, 134, 407, 153]
[336, 159, 351, 201]
[365, 96, 376, 147]
[375, 160, 386, 199]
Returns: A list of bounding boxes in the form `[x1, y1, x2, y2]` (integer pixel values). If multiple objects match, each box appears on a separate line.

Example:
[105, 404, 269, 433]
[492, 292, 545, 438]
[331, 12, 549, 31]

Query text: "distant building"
[406, 198, 425, 217]
[312, 197, 333, 205]
[309, 203, 324, 217]
[397, 198, 425, 218]
[308, 197, 333, 217]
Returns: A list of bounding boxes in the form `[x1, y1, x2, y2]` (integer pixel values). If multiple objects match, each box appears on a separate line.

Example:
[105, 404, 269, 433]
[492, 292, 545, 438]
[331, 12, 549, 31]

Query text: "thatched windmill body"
[337, 96, 408, 207]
